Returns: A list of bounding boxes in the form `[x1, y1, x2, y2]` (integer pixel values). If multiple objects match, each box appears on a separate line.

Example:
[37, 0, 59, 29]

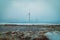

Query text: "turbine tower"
[28, 9, 30, 23]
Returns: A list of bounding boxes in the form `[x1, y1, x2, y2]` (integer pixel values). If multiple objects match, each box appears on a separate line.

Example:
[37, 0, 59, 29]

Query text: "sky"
[0, 0, 60, 24]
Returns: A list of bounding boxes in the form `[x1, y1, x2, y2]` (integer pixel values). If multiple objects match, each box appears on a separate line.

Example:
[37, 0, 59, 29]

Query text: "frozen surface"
[45, 31, 60, 40]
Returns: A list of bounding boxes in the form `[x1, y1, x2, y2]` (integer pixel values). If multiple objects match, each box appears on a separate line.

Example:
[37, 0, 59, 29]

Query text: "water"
[45, 31, 60, 40]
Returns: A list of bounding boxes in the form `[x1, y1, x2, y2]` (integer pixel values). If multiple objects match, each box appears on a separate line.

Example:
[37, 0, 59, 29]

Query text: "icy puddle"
[45, 31, 60, 40]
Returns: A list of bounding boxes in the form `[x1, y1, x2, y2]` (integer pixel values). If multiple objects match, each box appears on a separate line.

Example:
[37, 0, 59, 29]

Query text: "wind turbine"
[28, 9, 31, 23]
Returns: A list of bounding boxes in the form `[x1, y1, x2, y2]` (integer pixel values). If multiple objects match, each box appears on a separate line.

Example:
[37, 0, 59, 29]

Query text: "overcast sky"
[0, 0, 60, 24]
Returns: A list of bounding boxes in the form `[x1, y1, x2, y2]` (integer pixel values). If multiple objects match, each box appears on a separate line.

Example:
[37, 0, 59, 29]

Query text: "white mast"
[28, 9, 30, 23]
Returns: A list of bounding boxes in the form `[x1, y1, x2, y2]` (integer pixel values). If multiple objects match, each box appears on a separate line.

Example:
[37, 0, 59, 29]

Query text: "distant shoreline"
[0, 23, 60, 25]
